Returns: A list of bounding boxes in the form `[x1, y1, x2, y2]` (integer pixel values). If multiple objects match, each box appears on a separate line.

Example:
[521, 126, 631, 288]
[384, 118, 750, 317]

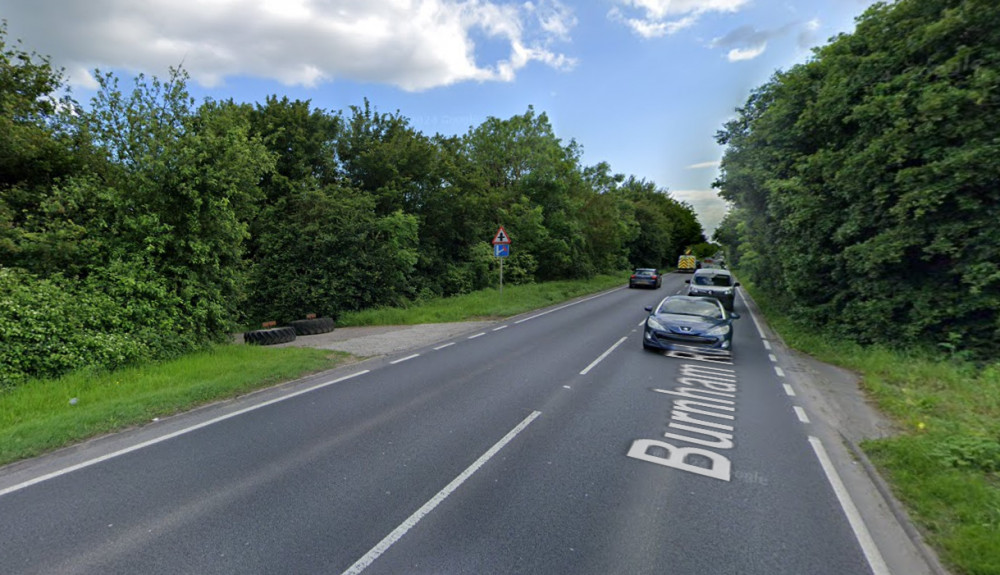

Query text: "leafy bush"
[0, 265, 204, 388]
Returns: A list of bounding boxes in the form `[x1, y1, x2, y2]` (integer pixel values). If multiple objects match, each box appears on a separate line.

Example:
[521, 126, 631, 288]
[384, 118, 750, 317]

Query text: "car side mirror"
[644, 306, 653, 312]
[730, 312, 741, 319]
[735, 282, 741, 287]
[684, 280, 690, 284]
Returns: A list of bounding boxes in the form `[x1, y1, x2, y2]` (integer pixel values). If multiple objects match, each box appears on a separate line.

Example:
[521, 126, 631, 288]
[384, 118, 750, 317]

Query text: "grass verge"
[0, 345, 348, 467]
[742, 280, 1000, 575]
[337, 273, 627, 326]
[0, 274, 626, 468]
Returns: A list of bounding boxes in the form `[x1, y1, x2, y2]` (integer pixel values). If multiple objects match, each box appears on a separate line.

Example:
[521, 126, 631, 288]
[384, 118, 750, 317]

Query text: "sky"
[1, 0, 882, 236]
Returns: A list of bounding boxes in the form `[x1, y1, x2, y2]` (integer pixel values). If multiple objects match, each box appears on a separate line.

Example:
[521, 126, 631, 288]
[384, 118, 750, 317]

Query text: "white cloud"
[671, 188, 728, 236]
[726, 44, 766, 61]
[686, 160, 720, 170]
[609, 0, 750, 38]
[1, 0, 578, 92]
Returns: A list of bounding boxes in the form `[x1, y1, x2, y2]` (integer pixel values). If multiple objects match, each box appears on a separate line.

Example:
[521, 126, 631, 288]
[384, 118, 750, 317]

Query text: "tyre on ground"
[244, 326, 297, 345]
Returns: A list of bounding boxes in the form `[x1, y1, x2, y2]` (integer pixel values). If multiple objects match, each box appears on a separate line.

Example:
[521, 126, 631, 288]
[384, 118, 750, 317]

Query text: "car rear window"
[694, 274, 732, 286]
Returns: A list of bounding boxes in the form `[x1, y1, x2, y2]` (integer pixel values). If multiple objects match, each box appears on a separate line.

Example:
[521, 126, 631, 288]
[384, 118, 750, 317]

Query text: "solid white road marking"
[580, 337, 629, 375]
[739, 291, 767, 339]
[808, 436, 890, 575]
[433, 342, 455, 350]
[794, 406, 810, 423]
[341, 411, 542, 575]
[0, 370, 372, 499]
[774, 366, 786, 378]
[390, 354, 419, 364]
[513, 289, 619, 324]
[783, 384, 796, 396]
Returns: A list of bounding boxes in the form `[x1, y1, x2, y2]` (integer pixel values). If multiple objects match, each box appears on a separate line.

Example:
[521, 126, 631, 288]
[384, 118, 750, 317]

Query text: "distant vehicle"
[699, 257, 726, 269]
[642, 295, 740, 355]
[629, 268, 662, 289]
[677, 254, 697, 273]
[685, 268, 739, 311]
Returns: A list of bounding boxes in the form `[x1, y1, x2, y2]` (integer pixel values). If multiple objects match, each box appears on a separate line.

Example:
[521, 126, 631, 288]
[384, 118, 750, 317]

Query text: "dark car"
[685, 268, 739, 311]
[629, 268, 662, 289]
[642, 295, 740, 356]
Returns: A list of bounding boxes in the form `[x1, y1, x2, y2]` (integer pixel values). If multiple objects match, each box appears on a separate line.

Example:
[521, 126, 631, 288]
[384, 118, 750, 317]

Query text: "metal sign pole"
[500, 256, 503, 296]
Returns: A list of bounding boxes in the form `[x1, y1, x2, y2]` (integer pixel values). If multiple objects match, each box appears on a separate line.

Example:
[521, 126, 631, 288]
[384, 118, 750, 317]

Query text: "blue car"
[642, 295, 740, 356]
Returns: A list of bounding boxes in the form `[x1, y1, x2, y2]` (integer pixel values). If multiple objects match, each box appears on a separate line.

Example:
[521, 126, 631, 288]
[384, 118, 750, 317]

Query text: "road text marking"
[628, 364, 739, 481]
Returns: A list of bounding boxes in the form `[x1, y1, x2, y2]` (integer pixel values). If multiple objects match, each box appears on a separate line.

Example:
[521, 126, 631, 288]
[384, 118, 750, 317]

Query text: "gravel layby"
[238, 322, 495, 357]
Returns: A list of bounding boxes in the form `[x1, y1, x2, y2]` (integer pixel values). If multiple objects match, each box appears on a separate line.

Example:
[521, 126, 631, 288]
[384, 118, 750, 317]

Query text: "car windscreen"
[657, 299, 723, 318]
[634, 270, 655, 276]
[694, 274, 732, 287]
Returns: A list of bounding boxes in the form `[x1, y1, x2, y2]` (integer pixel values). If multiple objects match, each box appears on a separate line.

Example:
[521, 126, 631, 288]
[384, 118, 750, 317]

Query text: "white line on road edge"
[762, 339, 772, 351]
[794, 406, 811, 423]
[808, 436, 890, 575]
[390, 354, 420, 364]
[769, 354, 778, 363]
[0, 370, 372, 499]
[468, 332, 486, 339]
[513, 290, 616, 324]
[341, 411, 542, 575]
[433, 342, 455, 350]
[783, 384, 796, 396]
[580, 337, 629, 375]
[492, 325, 508, 331]
[739, 290, 767, 339]
[774, 366, 786, 378]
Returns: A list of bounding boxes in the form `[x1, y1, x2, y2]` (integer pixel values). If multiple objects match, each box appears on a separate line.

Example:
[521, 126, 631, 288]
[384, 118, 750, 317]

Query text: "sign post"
[492, 226, 511, 296]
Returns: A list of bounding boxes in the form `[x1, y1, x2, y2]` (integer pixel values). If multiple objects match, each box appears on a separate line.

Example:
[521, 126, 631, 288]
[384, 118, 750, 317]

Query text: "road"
[0, 274, 940, 574]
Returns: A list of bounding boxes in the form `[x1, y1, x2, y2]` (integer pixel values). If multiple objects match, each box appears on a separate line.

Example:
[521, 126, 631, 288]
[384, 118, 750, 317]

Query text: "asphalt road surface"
[0, 274, 943, 574]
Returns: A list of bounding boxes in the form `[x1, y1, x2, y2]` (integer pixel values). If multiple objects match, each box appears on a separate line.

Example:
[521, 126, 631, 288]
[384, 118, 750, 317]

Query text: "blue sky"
[1, 0, 880, 235]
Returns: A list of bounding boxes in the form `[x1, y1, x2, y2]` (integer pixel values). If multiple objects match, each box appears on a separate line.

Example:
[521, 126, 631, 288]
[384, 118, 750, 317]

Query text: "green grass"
[337, 273, 627, 326]
[0, 346, 349, 466]
[742, 280, 1000, 575]
[0, 274, 627, 468]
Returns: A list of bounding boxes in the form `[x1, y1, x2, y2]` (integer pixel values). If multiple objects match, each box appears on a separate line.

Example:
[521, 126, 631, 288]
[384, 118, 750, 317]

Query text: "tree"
[86, 69, 274, 342]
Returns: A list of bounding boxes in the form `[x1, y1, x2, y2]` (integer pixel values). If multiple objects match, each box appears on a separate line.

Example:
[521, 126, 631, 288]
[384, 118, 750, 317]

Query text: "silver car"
[685, 268, 739, 311]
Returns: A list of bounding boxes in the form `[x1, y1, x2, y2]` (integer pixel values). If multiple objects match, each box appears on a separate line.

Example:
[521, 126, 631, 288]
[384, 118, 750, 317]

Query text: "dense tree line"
[713, 0, 999, 358]
[0, 24, 704, 386]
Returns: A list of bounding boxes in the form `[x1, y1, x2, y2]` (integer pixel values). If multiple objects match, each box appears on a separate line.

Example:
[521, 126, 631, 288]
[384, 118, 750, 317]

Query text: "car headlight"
[646, 317, 667, 331]
[705, 324, 731, 336]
